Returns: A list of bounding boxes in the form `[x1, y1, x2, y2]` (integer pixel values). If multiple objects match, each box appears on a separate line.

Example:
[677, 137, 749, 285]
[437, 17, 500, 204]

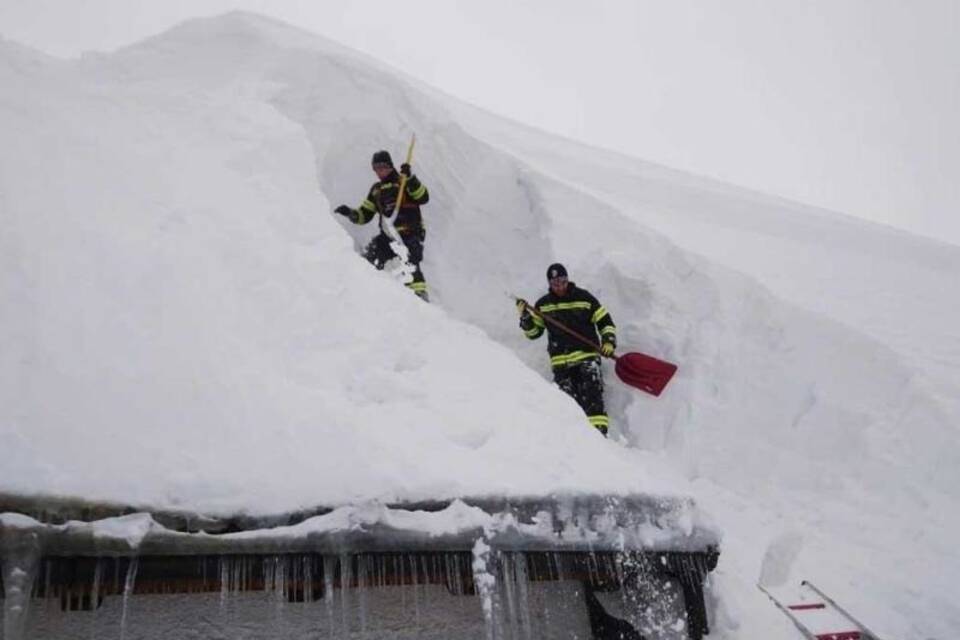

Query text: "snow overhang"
[2, 493, 719, 557]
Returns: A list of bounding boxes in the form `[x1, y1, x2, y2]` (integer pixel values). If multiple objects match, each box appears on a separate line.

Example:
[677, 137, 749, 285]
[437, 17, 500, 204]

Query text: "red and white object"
[759, 581, 883, 640]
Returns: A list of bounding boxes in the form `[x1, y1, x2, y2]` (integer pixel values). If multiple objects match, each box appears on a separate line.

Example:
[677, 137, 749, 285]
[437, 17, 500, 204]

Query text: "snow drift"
[0, 28, 697, 515]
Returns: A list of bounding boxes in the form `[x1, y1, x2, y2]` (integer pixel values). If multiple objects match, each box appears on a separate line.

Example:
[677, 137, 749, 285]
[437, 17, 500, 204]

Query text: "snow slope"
[451, 106, 960, 422]
[0, 26, 692, 515]
[2, 12, 959, 638]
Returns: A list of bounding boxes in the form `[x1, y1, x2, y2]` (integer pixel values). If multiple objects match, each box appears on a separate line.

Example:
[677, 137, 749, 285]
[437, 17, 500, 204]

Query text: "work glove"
[517, 299, 535, 323]
[400, 163, 412, 177]
[601, 342, 615, 357]
[334, 205, 352, 217]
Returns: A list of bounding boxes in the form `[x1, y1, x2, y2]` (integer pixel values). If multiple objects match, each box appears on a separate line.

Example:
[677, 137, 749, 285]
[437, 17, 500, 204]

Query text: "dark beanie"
[546, 263, 568, 280]
[371, 150, 393, 166]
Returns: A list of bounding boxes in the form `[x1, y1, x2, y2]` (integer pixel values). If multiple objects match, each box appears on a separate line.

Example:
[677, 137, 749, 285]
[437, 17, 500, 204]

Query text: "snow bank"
[445, 79, 960, 637]
[0, 15, 689, 517]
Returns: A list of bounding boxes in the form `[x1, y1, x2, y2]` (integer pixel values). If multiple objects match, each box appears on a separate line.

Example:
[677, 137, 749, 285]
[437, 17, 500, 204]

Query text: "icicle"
[303, 555, 313, 603]
[339, 554, 352, 634]
[322, 555, 335, 637]
[357, 554, 369, 634]
[514, 553, 533, 640]
[219, 556, 229, 611]
[459, 552, 468, 596]
[397, 554, 406, 610]
[292, 555, 300, 601]
[422, 552, 432, 619]
[447, 553, 460, 596]
[118, 557, 139, 640]
[1, 527, 41, 640]
[409, 553, 421, 626]
[500, 552, 520, 640]
[236, 556, 244, 595]
[322, 555, 334, 603]
[278, 555, 285, 597]
[239, 556, 247, 594]
[263, 556, 274, 597]
[276, 555, 288, 610]
[456, 552, 467, 596]
[88, 559, 103, 637]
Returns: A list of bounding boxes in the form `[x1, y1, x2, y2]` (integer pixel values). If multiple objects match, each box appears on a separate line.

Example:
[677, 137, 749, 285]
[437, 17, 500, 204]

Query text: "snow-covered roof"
[2, 12, 960, 638]
[0, 13, 697, 517]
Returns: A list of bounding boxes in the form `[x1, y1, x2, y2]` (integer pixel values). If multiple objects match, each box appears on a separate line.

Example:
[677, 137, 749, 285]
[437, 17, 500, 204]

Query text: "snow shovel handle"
[392, 134, 417, 217]
[515, 297, 616, 361]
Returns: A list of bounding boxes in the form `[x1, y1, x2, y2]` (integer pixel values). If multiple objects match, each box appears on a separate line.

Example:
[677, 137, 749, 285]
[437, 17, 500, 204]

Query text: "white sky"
[2, 0, 958, 245]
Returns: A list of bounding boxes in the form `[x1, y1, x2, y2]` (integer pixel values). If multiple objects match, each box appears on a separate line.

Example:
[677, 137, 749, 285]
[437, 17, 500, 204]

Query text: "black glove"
[400, 163, 412, 177]
[334, 205, 352, 217]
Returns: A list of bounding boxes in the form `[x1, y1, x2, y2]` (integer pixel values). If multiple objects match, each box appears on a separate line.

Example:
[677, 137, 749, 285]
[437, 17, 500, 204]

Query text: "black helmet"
[546, 263, 568, 280]
[371, 150, 393, 166]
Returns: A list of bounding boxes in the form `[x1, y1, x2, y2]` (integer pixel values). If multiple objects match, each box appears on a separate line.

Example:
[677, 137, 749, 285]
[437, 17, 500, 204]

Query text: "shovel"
[516, 298, 678, 397]
[382, 134, 417, 284]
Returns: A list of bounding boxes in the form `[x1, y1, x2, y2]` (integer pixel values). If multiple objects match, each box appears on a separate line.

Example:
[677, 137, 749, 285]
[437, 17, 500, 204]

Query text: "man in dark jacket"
[518, 263, 616, 436]
[335, 150, 430, 300]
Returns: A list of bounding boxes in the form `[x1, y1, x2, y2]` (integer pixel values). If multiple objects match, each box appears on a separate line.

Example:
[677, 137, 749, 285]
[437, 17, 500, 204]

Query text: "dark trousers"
[554, 358, 609, 436]
[363, 231, 427, 296]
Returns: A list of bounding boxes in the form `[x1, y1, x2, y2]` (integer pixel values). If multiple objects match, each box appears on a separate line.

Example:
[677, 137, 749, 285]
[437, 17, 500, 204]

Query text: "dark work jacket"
[348, 169, 429, 237]
[520, 282, 617, 369]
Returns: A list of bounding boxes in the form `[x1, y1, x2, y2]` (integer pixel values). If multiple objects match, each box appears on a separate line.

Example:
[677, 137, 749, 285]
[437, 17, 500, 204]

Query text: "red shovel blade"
[614, 352, 678, 396]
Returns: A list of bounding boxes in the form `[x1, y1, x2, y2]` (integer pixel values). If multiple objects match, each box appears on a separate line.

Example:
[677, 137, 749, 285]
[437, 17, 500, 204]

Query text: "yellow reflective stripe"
[588, 415, 610, 427]
[360, 199, 376, 212]
[550, 350, 599, 367]
[600, 325, 617, 336]
[407, 182, 427, 199]
[531, 315, 545, 328]
[524, 326, 542, 338]
[591, 306, 609, 324]
[540, 301, 592, 313]
[405, 282, 428, 292]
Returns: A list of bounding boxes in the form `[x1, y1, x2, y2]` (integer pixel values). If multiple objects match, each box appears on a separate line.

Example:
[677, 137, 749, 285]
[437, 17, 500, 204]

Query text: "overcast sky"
[3, 0, 958, 245]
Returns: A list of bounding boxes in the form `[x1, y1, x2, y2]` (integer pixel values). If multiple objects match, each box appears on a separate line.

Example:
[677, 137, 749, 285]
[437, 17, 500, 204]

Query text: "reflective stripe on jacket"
[519, 282, 616, 369]
[349, 170, 429, 236]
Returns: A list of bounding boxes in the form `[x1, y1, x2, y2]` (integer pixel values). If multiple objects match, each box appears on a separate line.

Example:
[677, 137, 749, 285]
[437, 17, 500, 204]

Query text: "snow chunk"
[88, 513, 158, 549]
[0, 513, 41, 529]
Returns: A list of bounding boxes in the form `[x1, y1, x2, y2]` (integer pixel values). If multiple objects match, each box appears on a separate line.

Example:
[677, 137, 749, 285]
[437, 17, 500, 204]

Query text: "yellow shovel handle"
[393, 133, 417, 215]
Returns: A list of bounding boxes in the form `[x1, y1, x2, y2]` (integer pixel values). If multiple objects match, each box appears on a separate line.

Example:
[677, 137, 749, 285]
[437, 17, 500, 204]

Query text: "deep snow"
[1, 12, 959, 638]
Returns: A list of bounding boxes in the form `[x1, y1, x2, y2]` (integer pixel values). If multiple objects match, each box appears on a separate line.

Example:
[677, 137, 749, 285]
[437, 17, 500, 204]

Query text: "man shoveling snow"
[516, 263, 617, 436]
[335, 148, 431, 301]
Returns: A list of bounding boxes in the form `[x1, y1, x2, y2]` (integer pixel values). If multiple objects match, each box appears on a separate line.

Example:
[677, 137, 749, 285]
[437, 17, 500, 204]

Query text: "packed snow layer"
[442, 81, 960, 638]
[452, 102, 960, 422]
[2, 12, 959, 638]
[0, 29, 694, 516]
[0, 493, 714, 555]
[441, 49, 960, 640]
